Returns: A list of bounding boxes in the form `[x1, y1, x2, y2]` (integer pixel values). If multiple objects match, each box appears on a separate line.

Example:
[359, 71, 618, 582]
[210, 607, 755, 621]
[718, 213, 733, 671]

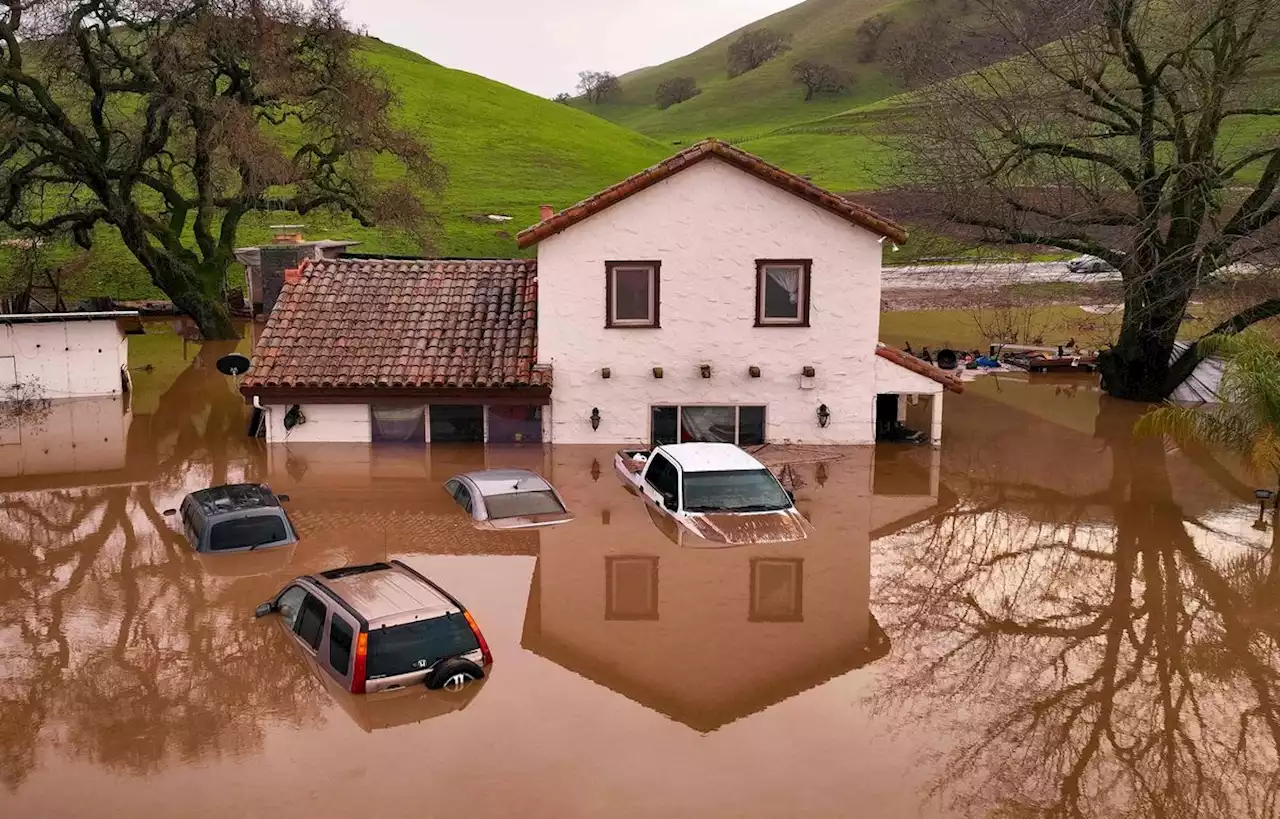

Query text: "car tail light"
[463, 611, 492, 666]
[351, 631, 368, 693]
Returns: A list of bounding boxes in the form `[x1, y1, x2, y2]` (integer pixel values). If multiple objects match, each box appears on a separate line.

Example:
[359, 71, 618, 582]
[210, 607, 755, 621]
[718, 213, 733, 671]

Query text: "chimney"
[539, 205, 554, 222]
[270, 224, 306, 244]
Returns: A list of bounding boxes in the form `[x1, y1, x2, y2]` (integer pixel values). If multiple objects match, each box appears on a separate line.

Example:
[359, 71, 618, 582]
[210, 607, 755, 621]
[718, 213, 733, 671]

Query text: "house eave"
[239, 384, 552, 405]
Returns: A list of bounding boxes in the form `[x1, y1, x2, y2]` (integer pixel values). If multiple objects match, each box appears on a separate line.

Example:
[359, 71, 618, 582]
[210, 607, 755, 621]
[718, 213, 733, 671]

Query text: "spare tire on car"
[425, 657, 485, 691]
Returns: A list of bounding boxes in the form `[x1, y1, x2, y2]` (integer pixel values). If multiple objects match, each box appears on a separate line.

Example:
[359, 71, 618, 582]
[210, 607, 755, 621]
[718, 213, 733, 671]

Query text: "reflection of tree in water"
[0, 343, 325, 790]
[873, 401, 1280, 819]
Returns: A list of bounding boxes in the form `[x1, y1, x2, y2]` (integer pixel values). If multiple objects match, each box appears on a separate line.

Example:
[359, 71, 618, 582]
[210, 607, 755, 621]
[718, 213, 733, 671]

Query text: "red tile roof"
[876, 345, 965, 393]
[516, 138, 908, 248]
[241, 258, 548, 394]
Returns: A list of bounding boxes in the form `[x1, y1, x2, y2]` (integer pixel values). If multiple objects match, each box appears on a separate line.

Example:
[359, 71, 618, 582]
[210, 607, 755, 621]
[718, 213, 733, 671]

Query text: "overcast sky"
[344, 0, 803, 98]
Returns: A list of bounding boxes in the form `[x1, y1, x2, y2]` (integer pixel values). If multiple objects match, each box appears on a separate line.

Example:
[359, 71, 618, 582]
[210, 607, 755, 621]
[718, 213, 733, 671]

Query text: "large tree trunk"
[116, 222, 239, 340]
[1097, 287, 1192, 402]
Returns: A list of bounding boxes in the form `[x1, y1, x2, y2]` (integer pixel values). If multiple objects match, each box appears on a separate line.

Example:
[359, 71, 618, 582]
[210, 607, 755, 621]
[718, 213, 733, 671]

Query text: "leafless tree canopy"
[791, 60, 846, 101]
[0, 236, 91, 312]
[726, 28, 793, 78]
[889, 0, 1280, 400]
[0, 0, 443, 339]
[654, 76, 700, 110]
[576, 70, 621, 104]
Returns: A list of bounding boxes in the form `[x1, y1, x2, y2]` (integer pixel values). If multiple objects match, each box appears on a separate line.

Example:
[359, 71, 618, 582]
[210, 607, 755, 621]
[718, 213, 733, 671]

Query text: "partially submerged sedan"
[443, 469, 574, 530]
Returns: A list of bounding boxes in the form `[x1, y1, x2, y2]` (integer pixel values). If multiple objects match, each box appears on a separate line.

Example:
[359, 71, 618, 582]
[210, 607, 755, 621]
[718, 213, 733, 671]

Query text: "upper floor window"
[606, 261, 660, 328]
[755, 260, 811, 326]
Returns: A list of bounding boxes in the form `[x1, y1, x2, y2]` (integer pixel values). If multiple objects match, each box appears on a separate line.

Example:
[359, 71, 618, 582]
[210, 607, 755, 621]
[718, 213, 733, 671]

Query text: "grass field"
[28, 39, 668, 302]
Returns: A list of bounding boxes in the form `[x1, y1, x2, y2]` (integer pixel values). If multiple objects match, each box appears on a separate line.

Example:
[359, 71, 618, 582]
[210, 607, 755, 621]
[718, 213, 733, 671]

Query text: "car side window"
[645, 454, 678, 499]
[295, 592, 327, 652]
[276, 585, 308, 630]
[328, 616, 354, 675]
[454, 484, 474, 516]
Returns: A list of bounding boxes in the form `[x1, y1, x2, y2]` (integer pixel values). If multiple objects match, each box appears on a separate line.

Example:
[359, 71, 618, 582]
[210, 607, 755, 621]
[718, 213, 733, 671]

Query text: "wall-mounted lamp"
[601, 367, 611, 379]
[590, 407, 602, 431]
[700, 364, 712, 379]
[817, 403, 831, 428]
[590, 458, 601, 482]
[748, 365, 761, 378]
[652, 367, 664, 379]
[802, 366, 816, 378]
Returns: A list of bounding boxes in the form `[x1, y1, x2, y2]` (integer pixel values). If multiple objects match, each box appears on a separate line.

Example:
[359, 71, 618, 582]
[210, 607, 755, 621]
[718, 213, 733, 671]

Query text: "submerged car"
[1066, 255, 1115, 274]
[615, 443, 813, 545]
[443, 469, 574, 530]
[255, 559, 491, 693]
[175, 483, 297, 553]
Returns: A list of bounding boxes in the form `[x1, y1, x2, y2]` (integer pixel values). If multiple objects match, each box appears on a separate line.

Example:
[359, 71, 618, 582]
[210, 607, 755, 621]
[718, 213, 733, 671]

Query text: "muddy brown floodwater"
[2, 331, 1278, 819]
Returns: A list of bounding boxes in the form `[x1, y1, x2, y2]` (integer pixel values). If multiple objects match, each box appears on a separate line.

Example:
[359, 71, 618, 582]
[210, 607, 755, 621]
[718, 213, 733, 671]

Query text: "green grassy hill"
[52, 38, 669, 301]
[572, 0, 962, 143]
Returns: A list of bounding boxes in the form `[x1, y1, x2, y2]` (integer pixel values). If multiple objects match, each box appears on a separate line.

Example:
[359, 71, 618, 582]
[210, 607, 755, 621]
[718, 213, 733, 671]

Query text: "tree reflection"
[0, 341, 324, 790]
[873, 401, 1280, 819]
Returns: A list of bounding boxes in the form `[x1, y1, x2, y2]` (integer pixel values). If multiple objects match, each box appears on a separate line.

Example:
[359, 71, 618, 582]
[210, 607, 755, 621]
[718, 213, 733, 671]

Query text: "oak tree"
[0, 0, 441, 339]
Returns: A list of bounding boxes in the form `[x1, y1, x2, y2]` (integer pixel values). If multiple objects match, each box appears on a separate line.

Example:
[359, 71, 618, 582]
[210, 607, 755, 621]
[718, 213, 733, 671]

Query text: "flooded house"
[0, 311, 143, 399]
[239, 140, 961, 445]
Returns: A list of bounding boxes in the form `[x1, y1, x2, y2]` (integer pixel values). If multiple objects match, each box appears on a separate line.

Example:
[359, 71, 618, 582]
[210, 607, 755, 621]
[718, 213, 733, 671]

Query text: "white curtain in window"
[766, 267, 801, 306]
[371, 406, 425, 442]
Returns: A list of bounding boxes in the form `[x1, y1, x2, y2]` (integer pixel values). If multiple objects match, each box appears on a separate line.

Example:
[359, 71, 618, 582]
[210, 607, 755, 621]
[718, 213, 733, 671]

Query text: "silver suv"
[255, 560, 492, 693]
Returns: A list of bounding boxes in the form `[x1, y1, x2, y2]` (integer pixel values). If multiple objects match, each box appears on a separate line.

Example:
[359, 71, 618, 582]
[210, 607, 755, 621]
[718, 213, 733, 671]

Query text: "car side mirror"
[276, 494, 290, 502]
[663, 493, 679, 512]
[254, 602, 275, 618]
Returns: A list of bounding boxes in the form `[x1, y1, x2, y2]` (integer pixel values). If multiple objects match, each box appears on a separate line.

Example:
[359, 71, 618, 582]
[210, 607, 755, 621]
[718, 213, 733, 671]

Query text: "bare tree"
[888, 0, 1280, 400]
[552, 92, 572, 104]
[655, 76, 701, 109]
[726, 28, 793, 78]
[0, 0, 442, 340]
[0, 237, 91, 312]
[576, 70, 622, 104]
[854, 15, 892, 63]
[790, 61, 846, 101]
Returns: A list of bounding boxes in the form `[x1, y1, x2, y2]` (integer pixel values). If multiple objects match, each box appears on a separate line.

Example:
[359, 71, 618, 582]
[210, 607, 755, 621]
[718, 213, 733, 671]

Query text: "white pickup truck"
[614, 442, 812, 545]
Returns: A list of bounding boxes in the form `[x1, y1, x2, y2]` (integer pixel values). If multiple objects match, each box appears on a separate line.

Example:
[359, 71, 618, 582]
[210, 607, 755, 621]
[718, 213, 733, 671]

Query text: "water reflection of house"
[521, 446, 948, 732]
[0, 395, 132, 481]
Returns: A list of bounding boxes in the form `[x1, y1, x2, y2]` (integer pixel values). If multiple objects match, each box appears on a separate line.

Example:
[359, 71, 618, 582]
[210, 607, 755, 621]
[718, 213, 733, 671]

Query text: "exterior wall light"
[652, 367, 663, 379]
[601, 367, 611, 379]
[749, 366, 761, 378]
[700, 364, 712, 379]
[802, 366, 816, 378]
[817, 403, 831, 428]
[590, 407, 602, 431]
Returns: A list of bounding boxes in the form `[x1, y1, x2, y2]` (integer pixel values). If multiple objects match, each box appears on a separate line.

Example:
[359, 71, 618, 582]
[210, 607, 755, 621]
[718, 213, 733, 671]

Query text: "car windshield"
[482, 490, 566, 520]
[208, 515, 288, 551]
[682, 469, 791, 513]
[366, 615, 480, 679]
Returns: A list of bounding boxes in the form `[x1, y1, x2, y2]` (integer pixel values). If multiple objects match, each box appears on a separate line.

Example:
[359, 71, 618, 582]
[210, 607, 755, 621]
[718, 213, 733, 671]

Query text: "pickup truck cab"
[615, 443, 812, 545]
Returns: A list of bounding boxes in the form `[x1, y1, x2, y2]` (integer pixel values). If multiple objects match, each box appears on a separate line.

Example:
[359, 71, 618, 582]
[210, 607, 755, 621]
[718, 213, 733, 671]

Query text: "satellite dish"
[217, 353, 252, 377]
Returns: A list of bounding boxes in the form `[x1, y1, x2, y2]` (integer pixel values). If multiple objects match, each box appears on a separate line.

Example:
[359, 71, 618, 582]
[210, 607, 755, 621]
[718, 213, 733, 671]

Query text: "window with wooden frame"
[755, 259, 811, 326]
[605, 261, 660, 327]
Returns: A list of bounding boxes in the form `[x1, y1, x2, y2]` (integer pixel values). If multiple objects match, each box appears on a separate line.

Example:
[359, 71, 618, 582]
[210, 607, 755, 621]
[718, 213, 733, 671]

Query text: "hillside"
[64, 39, 670, 300]
[573, 0, 963, 144]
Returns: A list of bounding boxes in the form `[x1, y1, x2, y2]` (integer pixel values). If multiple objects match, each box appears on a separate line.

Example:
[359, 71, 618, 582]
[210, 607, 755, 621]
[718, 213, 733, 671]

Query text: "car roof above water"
[188, 483, 280, 516]
[317, 563, 458, 626]
[458, 468, 553, 496]
[659, 443, 766, 473]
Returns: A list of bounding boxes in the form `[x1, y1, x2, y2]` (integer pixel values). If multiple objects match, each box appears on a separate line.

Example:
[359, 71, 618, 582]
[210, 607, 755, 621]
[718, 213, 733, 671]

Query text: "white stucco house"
[240, 139, 960, 446]
[0, 311, 143, 399]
